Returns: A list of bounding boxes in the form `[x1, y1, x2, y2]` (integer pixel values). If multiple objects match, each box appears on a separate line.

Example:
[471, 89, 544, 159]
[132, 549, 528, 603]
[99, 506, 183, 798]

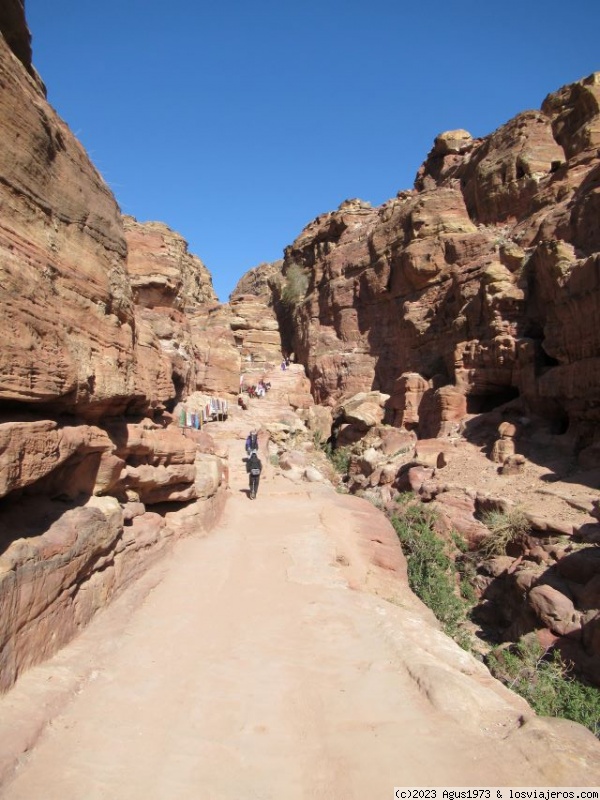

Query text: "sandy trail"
[1, 369, 599, 797]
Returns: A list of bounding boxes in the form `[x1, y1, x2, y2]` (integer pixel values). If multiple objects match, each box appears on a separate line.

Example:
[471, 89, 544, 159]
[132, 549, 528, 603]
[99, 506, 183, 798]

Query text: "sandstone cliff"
[0, 8, 226, 691]
[278, 74, 600, 465]
[263, 74, 600, 690]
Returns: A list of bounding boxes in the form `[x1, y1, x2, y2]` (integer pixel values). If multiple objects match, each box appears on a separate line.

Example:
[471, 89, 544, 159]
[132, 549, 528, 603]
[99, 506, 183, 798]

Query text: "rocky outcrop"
[0, 48, 133, 415]
[188, 304, 241, 396]
[230, 259, 283, 302]
[279, 74, 600, 466]
[0, 0, 42, 89]
[123, 216, 217, 310]
[228, 261, 285, 367]
[228, 294, 282, 367]
[473, 524, 600, 686]
[123, 216, 220, 403]
[0, 12, 228, 691]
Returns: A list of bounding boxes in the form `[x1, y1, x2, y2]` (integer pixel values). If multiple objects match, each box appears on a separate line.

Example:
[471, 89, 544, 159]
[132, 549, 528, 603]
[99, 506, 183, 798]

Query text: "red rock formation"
[230, 259, 283, 301]
[123, 216, 220, 402]
[189, 304, 241, 396]
[123, 216, 217, 310]
[280, 74, 600, 464]
[0, 8, 227, 691]
[228, 294, 282, 366]
[228, 261, 285, 367]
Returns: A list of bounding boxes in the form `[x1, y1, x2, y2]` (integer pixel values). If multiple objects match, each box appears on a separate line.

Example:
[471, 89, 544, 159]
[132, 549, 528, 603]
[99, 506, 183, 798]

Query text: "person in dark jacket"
[246, 450, 263, 499]
[245, 430, 258, 456]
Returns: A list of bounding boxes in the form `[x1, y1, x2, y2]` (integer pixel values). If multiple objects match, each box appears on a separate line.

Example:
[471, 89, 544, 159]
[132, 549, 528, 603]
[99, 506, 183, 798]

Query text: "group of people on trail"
[247, 380, 270, 399]
[245, 429, 262, 500]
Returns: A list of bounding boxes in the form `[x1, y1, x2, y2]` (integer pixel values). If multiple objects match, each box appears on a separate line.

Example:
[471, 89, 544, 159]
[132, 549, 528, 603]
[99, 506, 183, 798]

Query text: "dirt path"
[1, 369, 599, 797]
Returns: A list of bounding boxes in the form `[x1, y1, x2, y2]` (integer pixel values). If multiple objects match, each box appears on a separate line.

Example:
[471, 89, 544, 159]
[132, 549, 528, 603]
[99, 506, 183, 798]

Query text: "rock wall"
[280, 74, 600, 463]
[228, 260, 285, 368]
[122, 216, 221, 404]
[0, 8, 226, 691]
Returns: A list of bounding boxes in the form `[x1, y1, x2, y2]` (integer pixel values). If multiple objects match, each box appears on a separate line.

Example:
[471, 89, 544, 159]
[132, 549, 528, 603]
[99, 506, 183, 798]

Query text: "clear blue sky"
[27, 0, 599, 301]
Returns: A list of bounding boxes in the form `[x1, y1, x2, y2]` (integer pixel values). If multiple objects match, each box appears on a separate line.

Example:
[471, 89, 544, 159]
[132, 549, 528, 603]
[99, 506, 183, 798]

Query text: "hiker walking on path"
[245, 429, 258, 456]
[246, 450, 263, 499]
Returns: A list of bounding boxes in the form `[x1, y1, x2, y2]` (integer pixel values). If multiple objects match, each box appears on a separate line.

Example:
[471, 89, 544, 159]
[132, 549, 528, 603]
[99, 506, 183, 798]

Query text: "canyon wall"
[265, 75, 600, 687]
[0, 8, 228, 692]
[229, 260, 285, 368]
[279, 74, 600, 463]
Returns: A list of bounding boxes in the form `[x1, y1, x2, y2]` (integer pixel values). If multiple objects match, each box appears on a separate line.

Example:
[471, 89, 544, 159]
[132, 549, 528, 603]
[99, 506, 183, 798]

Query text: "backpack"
[249, 455, 261, 475]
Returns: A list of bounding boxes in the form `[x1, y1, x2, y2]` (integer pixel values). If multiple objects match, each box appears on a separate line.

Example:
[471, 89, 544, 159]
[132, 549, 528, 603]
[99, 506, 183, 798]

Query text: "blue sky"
[27, 0, 599, 301]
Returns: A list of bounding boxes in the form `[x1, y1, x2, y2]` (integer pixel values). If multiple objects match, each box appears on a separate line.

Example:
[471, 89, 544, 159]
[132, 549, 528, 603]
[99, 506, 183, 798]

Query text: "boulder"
[304, 466, 325, 483]
[336, 391, 390, 430]
[528, 584, 580, 636]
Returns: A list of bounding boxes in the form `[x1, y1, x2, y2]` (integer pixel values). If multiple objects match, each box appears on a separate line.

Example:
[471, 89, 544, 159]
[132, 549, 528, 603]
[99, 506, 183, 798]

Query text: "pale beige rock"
[303, 466, 325, 482]
[491, 437, 515, 463]
[279, 450, 307, 471]
[336, 391, 389, 430]
[415, 439, 451, 468]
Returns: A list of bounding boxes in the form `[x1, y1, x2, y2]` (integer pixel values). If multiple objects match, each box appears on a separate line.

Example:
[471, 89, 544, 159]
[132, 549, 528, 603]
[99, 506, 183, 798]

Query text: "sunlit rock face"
[123, 216, 217, 310]
[0, 41, 131, 414]
[280, 74, 600, 453]
[0, 7, 227, 692]
[228, 260, 285, 367]
[123, 216, 220, 403]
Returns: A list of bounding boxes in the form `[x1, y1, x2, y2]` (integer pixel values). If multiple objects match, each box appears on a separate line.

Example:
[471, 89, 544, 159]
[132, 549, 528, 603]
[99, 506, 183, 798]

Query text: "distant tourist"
[246, 449, 263, 499]
[245, 429, 258, 456]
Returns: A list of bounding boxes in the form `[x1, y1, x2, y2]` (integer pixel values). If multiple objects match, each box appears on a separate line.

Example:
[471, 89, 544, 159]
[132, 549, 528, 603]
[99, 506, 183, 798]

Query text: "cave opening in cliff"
[553, 414, 569, 436]
[170, 372, 186, 408]
[466, 387, 519, 414]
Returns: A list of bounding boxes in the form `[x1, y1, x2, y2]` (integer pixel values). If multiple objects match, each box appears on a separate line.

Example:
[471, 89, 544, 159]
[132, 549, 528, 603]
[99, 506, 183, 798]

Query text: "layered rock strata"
[228, 260, 285, 367]
[123, 216, 227, 403]
[279, 74, 600, 466]
[0, 8, 226, 691]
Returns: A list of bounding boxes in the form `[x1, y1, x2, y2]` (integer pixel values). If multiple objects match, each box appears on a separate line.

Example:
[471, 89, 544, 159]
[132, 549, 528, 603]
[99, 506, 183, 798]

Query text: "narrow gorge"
[1, 1, 600, 792]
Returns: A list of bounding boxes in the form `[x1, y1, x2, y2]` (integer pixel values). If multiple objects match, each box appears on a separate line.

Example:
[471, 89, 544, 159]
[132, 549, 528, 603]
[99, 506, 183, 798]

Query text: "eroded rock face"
[228, 261, 285, 366]
[230, 259, 283, 302]
[189, 304, 241, 396]
[0, 499, 124, 692]
[0, 44, 131, 413]
[123, 216, 217, 310]
[280, 73, 600, 461]
[228, 294, 282, 366]
[123, 216, 220, 403]
[0, 0, 41, 87]
[0, 13, 227, 691]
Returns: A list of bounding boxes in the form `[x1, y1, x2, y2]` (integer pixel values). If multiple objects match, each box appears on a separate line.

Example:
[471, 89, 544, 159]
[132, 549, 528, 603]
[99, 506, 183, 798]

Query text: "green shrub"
[312, 430, 324, 449]
[455, 552, 479, 605]
[281, 263, 309, 307]
[487, 638, 600, 738]
[479, 507, 529, 557]
[323, 444, 351, 475]
[391, 504, 469, 643]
